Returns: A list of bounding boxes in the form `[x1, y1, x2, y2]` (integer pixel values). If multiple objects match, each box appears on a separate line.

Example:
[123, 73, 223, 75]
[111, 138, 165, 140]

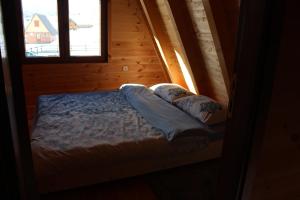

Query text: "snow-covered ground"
[69, 26, 101, 56]
[25, 26, 101, 57]
[25, 25, 101, 57]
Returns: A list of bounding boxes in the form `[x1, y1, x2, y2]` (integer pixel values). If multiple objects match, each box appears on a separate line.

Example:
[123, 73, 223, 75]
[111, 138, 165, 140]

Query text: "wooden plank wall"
[184, 0, 229, 105]
[22, 0, 169, 129]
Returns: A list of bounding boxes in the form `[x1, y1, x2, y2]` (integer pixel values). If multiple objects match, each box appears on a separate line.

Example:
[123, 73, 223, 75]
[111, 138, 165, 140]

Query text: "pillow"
[174, 95, 227, 125]
[119, 83, 146, 90]
[150, 83, 194, 103]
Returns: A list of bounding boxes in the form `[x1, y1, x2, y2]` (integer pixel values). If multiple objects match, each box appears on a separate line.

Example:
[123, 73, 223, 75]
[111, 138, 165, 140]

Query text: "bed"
[31, 85, 225, 193]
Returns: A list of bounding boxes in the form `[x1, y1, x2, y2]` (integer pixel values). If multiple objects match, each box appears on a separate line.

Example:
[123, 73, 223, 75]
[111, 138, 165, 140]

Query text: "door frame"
[0, 50, 21, 200]
[0, 0, 38, 199]
[0, 0, 284, 199]
[217, 0, 284, 199]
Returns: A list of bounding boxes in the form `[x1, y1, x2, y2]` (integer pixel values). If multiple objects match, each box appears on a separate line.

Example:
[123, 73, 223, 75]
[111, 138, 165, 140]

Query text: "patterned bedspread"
[31, 91, 164, 151]
[31, 90, 224, 193]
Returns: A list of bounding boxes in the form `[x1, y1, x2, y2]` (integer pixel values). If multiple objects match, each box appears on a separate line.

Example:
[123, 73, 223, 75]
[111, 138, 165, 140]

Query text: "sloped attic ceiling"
[140, 0, 239, 105]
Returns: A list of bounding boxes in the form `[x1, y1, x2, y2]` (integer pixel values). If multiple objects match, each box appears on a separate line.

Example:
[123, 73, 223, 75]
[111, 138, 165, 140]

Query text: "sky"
[22, 0, 100, 24]
[22, 0, 57, 15]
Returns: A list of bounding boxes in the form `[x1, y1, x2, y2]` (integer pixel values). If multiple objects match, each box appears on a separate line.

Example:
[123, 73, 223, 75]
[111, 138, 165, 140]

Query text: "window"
[19, 0, 108, 63]
[34, 20, 39, 27]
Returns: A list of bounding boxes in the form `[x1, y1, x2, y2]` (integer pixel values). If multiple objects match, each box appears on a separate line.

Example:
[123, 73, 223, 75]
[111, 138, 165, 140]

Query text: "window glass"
[21, 0, 59, 57]
[69, 0, 101, 56]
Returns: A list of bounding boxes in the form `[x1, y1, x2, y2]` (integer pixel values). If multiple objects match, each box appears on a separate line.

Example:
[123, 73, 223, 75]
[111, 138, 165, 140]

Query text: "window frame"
[16, 0, 108, 64]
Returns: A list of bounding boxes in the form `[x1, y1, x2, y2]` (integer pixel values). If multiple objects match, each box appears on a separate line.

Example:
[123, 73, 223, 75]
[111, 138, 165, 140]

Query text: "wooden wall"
[22, 0, 169, 128]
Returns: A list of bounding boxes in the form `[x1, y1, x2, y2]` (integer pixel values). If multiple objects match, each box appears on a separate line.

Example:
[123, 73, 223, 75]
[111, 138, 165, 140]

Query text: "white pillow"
[150, 83, 194, 103]
[119, 83, 146, 89]
[174, 95, 227, 125]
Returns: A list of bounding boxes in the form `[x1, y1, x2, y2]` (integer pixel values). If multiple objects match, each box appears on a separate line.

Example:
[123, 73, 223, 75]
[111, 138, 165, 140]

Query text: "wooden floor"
[40, 160, 219, 200]
[41, 178, 157, 200]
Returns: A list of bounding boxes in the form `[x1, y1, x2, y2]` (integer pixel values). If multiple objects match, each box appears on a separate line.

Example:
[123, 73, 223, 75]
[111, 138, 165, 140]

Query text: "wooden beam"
[166, 0, 213, 96]
[139, 0, 187, 88]
[203, 0, 240, 83]
[201, 0, 231, 94]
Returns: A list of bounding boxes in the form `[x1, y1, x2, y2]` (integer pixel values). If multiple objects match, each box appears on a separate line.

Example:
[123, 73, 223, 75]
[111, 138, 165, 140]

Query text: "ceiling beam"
[139, 0, 188, 89]
[203, 0, 240, 84]
[201, 0, 231, 93]
[166, 0, 213, 96]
